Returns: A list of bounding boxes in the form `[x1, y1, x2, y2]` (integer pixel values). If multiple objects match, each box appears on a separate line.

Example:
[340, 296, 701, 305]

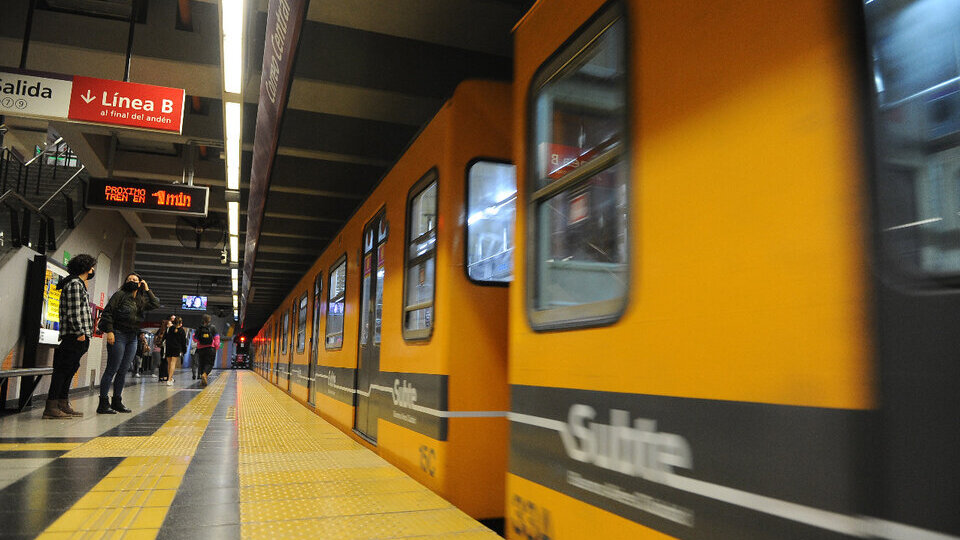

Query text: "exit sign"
[86, 178, 209, 216]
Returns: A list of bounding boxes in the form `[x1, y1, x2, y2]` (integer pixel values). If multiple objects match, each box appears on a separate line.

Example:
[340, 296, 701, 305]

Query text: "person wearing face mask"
[96, 273, 160, 414]
[44, 254, 97, 419]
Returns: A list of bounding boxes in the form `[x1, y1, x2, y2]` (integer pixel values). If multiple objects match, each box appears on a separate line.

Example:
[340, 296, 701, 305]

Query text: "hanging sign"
[242, 0, 308, 323]
[68, 76, 185, 133]
[86, 177, 209, 216]
[0, 70, 73, 120]
[0, 68, 185, 134]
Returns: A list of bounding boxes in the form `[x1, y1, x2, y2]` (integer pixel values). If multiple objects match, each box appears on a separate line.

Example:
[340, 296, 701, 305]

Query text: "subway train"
[254, 0, 960, 538]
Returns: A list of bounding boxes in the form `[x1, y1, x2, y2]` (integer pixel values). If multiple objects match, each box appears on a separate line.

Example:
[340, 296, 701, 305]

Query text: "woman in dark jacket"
[164, 317, 187, 386]
[97, 272, 160, 414]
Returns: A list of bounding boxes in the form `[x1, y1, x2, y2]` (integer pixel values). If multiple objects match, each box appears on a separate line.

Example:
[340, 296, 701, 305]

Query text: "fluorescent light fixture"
[231, 268, 239, 280]
[230, 235, 239, 263]
[233, 297, 239, 310]
[225, 101, 242, 190]
[222, 0, 244, 94]
[234, 309, 239, 320]
[227, 165, 240, 190]
[232, 278, 239, 292]
[228, 201, 239, 236]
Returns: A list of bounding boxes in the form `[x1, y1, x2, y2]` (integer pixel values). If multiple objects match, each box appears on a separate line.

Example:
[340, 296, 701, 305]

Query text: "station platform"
[0, 371, 499, 539]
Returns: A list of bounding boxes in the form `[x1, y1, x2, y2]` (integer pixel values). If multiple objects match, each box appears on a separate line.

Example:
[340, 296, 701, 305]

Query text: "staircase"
[0, 137, 89, 259]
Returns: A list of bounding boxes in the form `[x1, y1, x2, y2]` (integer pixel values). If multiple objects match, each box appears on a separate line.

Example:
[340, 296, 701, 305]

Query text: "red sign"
[67, 76, 185, 133]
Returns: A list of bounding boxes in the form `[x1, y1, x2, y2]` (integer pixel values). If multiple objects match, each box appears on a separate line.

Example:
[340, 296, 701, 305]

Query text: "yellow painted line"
[37, 375, 228, 538]
[235, 372, 500, 539]
[0, 443, 82, 451]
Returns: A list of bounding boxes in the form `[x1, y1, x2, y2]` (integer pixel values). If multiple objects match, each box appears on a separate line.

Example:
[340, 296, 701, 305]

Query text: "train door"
[864, 2, 960, 535]
[308, 272, 322, 406]
[286, 306, 294, 392]
[354, 209, 387, 442]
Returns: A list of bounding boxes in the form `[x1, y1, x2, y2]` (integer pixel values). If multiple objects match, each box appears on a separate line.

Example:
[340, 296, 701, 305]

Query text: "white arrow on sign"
[81, 90, 96, 104]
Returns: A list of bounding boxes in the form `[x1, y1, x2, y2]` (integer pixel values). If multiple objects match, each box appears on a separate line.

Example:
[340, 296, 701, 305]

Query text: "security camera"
[220, 248, 228, 264]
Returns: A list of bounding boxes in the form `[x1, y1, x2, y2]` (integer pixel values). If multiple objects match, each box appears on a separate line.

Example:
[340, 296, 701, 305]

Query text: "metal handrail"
[23, 137, 64, 167]
[0, 189, 46, 216]
[38, 165, 86, 213]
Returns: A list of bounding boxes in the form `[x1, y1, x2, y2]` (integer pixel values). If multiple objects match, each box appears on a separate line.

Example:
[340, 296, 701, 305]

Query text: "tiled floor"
[0, 370, 500, 539]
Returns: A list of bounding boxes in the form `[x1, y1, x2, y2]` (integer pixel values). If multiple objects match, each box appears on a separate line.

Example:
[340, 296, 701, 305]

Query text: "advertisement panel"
[39, 261, 69, 345]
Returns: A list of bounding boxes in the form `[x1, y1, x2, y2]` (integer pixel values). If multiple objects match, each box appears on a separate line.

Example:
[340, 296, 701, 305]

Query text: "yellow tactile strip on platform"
[236, 372, 499, 539]
[37, 375, 228, 540]
[0, 442, 83, 451]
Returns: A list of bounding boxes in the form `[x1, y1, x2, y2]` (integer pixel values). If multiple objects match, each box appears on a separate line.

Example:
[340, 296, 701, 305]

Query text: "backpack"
[197, 325, 215, 346]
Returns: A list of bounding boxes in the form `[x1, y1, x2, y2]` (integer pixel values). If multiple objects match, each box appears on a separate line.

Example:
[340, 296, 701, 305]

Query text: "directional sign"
[0, 70, 73, 120]
[68, 76, 185, 133]
[0, 68, 185, 134]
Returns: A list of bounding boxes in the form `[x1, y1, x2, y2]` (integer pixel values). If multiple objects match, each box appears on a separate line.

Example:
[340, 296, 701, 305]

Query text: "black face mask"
[122, 281, 139, 292]
[87, 270, 95, 280]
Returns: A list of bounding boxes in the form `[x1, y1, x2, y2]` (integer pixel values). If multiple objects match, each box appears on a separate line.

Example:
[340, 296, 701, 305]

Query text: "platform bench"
[0, 367, 54, 414]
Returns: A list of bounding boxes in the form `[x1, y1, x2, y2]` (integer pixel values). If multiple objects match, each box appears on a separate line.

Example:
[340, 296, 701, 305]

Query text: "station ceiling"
[0, 0, 528, 331]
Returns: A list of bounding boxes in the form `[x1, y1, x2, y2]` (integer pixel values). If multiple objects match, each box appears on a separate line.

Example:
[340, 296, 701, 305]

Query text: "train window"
[403, 170, 438, 340]
[325, 256, 347, 349]
[866, 0, 960, 277]
[280, 311, 289, 355]
[527, 3, 629, 330]
[296, 292, 308, 354]
[467, 160, 517, 283]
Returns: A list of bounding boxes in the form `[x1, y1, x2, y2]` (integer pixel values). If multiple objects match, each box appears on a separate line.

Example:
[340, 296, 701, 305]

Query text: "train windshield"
[528, 4, 628, 329]
[866, 0, 960, 277]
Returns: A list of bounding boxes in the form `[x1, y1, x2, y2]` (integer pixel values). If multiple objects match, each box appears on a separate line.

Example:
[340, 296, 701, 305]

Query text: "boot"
[42, 399, 71, 419]
[97, 396, 117, 414]
[111, 396, 132, 413]
[58, 399, 83, 417]
[201, 373, 208, 386]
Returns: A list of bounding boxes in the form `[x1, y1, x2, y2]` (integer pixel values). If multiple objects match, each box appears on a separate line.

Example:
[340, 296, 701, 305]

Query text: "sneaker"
[167, 379, 174, 386]
[133, 373, 139, 378]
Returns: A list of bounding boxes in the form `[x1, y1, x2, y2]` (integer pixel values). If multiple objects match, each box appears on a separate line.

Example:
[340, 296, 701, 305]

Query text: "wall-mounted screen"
[39, 261, 69, 345]
[86, 177, 209, 216]
[182, 295, 207, 310]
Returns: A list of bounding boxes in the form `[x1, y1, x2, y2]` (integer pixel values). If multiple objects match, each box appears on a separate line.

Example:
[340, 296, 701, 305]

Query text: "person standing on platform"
[97, 273, 160, 414]
[192, 315, 220, 386]
[133, 332, 147, 378]
[155, 319, 171, 381]
[164, 317, 187, 386]
[44, 254, 97, 419]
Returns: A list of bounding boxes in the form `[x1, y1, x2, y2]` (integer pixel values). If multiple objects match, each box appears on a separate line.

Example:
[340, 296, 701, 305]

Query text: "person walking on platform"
[164, 317, 187, 386]
[192, 315, 220, 386]
[97, 273, 159, 414]
[44, 254, 97, 419]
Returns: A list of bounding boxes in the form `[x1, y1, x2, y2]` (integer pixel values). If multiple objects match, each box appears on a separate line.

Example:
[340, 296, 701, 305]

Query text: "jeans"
[50, 336, 88, 400]
[100, 330, 138, 399]
[197, 348, 216, 376]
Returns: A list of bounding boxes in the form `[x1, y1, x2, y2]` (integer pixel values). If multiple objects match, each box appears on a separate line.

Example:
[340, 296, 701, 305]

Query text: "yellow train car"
[254, 80, 515, 521]
[508, 1, 959, 539]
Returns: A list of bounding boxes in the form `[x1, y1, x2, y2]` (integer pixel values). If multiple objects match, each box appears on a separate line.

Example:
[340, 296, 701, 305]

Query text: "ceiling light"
[233, 294, 239, 308]
[234, 309, 239, 320]
[231, 268, 239, 280]
[232, 278, 239, 292]
[230, 235, 239, 263]
[221, 0, 244, 94]
[228, 201, 239, 236]
[227, 165, 240, 190]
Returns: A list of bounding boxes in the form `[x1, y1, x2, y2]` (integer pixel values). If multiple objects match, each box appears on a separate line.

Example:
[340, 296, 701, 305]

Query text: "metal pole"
[20, 0, 37, 69]
[123, 0, 139, 82]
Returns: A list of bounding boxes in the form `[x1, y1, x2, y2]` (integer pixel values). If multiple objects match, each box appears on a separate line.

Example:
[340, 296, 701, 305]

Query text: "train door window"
[296, 292, 308, 353]
[865, 0, 960, 277]
[326, 256, 347, 349]
[312, 272, 323, 346]
[467, 160, 517, 283]
[280, 311, 289, 354]
[403, 170, 438, 340]
[527, 3, 629, 330]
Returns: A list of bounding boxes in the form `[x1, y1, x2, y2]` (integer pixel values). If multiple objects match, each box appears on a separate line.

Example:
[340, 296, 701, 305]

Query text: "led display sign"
[86, 178, 209, 216]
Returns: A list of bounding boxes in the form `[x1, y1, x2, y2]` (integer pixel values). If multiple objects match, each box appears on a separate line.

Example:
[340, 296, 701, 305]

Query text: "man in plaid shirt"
[44, 254, 97, 419]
